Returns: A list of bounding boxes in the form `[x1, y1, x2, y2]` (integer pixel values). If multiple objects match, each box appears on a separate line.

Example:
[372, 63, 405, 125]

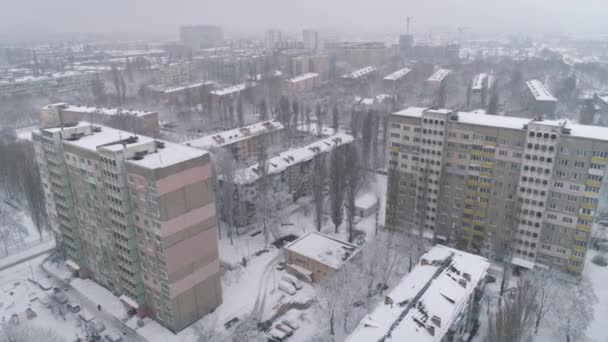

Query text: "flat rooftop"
[210, 82, 254, 96]
[526, 80, 557, 102]
[43, 103, 156, 117]
[346, 245, 489, 342]
[43, 122, 206, 169]
[184, 120, 284, 150]
[284, 232, 361, 269]
[427, 69, 451, 83]
[343, 66, 376, 79]
[392, 107, 608, 141]
[471, 73, 487, 90]
[289, 73, 319, 83]
[384, 68, 411, 81]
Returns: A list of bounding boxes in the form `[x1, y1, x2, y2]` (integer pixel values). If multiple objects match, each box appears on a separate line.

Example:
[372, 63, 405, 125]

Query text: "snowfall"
[1, 173, 608, 342]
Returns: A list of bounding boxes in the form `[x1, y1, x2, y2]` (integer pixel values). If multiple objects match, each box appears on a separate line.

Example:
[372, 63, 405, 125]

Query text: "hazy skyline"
[1, 0, 608, 41]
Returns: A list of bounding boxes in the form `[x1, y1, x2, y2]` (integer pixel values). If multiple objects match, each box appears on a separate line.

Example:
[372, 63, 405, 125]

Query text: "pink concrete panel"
[170, 259, 220, 298]
[160, 203, 216, 237]
[164, 226, 218, 273]
[156, 164, 212, 196]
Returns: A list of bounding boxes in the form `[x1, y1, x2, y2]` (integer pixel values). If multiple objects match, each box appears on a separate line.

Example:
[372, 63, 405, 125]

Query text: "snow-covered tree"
[487, 278, 537, 342]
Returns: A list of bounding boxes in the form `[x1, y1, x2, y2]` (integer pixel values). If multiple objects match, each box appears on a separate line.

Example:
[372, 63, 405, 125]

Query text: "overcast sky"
[1, 0, 607, 41]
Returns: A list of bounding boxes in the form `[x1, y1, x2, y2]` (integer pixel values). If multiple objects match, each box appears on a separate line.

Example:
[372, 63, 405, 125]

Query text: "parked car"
[67, 303, 81, 313]
[224, 317, 239, 330]
[275, 323, 294, 336]
[276, 262, 285, 271]
[37, 279, 52, 291]
[78, 310, 95, 322]
[281, 319, 299, 330]
[91, 321, 106, 333]
[281, 274, 303, 290]
[53, 293, 68, 304]
[104, 331, 123, 342]
[278, 280, 296, 296]
[268, 327, 288, 341]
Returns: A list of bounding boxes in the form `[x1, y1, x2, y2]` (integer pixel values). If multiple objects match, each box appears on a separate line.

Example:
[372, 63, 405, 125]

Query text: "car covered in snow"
[278, 280, 296, 296]
[280, 274, 303, 290]
[268, 327, 288, 341]
[66, 302, 81, 313]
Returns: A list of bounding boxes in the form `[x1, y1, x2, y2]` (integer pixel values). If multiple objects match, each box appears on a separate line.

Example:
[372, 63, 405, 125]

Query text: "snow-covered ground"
[583, 249, 608, 342]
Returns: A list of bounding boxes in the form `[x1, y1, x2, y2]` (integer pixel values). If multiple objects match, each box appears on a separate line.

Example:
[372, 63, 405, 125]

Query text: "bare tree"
[329, 148, 346, 233]
[216, 149, 237, 244]
[548, 276, 596, 342]
[312, 153, 326, 232]
[487, 278, 537, 342]
[1, 324, 65, 342]
[256, 135, 271, 244]
[525, 270, 559, 334]
[345, 144, 360, 243]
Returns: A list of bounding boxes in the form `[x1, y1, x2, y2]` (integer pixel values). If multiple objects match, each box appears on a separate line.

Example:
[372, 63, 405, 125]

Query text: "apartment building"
[0, 71, 98, 98]
[386, 107, 608, 275]
[33, 122, 221, 332]
[470, 73, 494, 108]
[180, 25, 223, 50]
[525, 80, 558, 118]
[383, 67, 412, 89]
[346, 245, 489, 342]
[184, 120, 285, 163]
[282, 73, 320, 96]
[289, 54, 330, 81]
[302, 29, 320, 51]
[332, 42, 387, 68]
[40, 103, 160, 137]
[157, 63, 192, 87]
[225, 133, 354, 227]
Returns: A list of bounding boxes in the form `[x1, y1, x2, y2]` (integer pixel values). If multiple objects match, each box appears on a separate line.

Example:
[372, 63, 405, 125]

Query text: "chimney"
[427, 325, 435, 336]
[458, 279, 467, 288]
[463, 272, 471, 282]
[421, 258, 429, 266]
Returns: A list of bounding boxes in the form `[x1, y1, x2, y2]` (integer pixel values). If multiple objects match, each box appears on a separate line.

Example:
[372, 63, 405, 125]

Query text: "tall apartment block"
[386, 107, 608, 275]
[33, 122, 221, 332]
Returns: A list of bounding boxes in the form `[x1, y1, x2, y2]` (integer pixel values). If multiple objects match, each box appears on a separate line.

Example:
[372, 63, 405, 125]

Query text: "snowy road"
[252, 254, 280, 320]
[40, 256, 147, 342]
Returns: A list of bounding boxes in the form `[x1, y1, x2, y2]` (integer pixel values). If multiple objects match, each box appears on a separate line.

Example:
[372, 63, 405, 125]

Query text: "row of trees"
[0, 132, 48, 242]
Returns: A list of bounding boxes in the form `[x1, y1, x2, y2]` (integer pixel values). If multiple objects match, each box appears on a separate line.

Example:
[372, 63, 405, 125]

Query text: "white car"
[282, 319, 300, 330]
[269, 327, 288, 341]
[281, 274, 303, 290]
[278, 280, 296, 296]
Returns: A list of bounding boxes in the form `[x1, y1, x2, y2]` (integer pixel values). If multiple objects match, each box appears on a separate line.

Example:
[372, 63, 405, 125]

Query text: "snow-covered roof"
[595, 93, 608, 105]
[50, 123, 206, 169]
[427, 69, 451, 83]
[289, 73, 319, 83]
[355, 193, 378, 210]
[234, 133, 354, 184]
[43, 103, 156, 117]
[161, 81, 214, 94]
[471, 73, 487, 90]
[0, 71, 98, 85]
[210, 82, 254, 96]
[384, 68, 411, 81]
[346, 245, 489, 342]
[526, 80, 557, 102]
[393, 107, 608, 141]
[355, 94, 394, 106]
[184, 120, 284, 150]
[284, 232, 361, 269]
[343, 66, 376, 79]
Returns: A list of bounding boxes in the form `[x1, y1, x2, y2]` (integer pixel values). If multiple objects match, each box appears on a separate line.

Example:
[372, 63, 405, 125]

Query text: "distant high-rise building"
[386, 107, 608, 276]
[34, 121, 222, 332]
[180, 25, 223, 50]
[266, 29, 283, 50]
[302, 29, 319, 51]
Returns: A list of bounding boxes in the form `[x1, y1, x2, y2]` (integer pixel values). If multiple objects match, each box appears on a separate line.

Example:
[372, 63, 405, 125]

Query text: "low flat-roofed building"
[346, 245, 489, 342]
[525, 79, 558, 117]
[40, 103, 159, 137]
[283, 232, 361, 282]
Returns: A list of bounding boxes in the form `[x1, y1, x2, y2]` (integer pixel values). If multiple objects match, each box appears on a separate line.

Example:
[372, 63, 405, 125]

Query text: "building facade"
[40, 103, 160, 138]
[386, 107, 608, 275]
[302, 29, 320, 51]
[33, 122, 221, 332]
